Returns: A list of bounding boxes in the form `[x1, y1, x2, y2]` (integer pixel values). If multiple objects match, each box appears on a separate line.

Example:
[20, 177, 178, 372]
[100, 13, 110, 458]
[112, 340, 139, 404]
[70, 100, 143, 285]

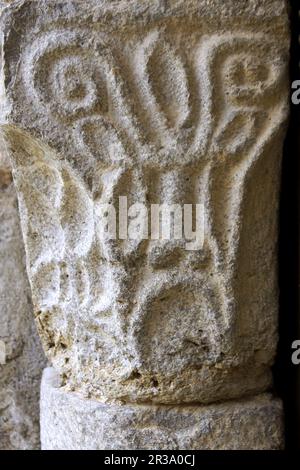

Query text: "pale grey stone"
[0, 153, 46, 450]
[41, 368, 284, 450]
[0, 0, 290, 451]
[0, 0, 290, 406]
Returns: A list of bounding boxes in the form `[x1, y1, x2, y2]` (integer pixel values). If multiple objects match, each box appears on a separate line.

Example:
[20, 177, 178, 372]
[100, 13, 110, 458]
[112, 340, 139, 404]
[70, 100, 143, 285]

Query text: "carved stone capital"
[0, 0, 290, 449]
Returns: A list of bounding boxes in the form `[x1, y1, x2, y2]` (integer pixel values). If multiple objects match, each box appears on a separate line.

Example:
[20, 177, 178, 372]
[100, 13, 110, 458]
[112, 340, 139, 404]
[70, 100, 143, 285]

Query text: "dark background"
[274, 0, 300, 450]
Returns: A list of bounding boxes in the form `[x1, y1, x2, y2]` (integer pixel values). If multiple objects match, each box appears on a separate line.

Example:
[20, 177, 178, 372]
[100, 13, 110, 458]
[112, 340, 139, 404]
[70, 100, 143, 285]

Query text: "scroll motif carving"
[1, 19, 289, 403]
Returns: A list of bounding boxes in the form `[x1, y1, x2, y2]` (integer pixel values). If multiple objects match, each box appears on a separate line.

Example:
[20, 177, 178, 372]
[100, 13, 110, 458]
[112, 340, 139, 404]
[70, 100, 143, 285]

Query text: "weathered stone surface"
[0, 152, 46, 450]
[41, 368, 284, 450]
[0, 0, 290, 407]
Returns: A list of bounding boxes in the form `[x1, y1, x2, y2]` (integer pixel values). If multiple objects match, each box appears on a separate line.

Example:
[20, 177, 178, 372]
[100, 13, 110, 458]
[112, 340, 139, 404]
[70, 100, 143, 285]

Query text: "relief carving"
[0, 2, 289, 406]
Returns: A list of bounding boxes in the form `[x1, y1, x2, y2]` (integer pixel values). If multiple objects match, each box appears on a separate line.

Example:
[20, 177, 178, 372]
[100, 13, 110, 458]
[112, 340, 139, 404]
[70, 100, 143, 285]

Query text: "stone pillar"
[0, 0, 290, 449]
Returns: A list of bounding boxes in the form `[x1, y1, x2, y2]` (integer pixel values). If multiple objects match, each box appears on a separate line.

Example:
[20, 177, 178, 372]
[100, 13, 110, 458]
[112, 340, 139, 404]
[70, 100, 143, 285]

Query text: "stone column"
[0, 0, 290, 449]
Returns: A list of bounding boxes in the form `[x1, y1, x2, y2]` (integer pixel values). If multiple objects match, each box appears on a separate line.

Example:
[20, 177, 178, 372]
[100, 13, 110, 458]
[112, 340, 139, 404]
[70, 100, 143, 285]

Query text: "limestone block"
[41, 368, 283, 450]
[0, 152, 46, 450]
[0, 0, 290, 405]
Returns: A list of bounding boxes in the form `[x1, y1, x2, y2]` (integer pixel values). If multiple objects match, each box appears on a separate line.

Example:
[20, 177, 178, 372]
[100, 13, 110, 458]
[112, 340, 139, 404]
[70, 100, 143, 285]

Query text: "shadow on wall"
[274, 0, 300, 451]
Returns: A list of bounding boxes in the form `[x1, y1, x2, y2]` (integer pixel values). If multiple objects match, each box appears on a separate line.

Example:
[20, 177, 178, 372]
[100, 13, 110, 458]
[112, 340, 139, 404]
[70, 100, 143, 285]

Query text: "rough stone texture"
[41, 368, 284, 450]
[0, 0, 290, 405]
[0, 152, 46, 450]
[0, 0, 290, 450]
